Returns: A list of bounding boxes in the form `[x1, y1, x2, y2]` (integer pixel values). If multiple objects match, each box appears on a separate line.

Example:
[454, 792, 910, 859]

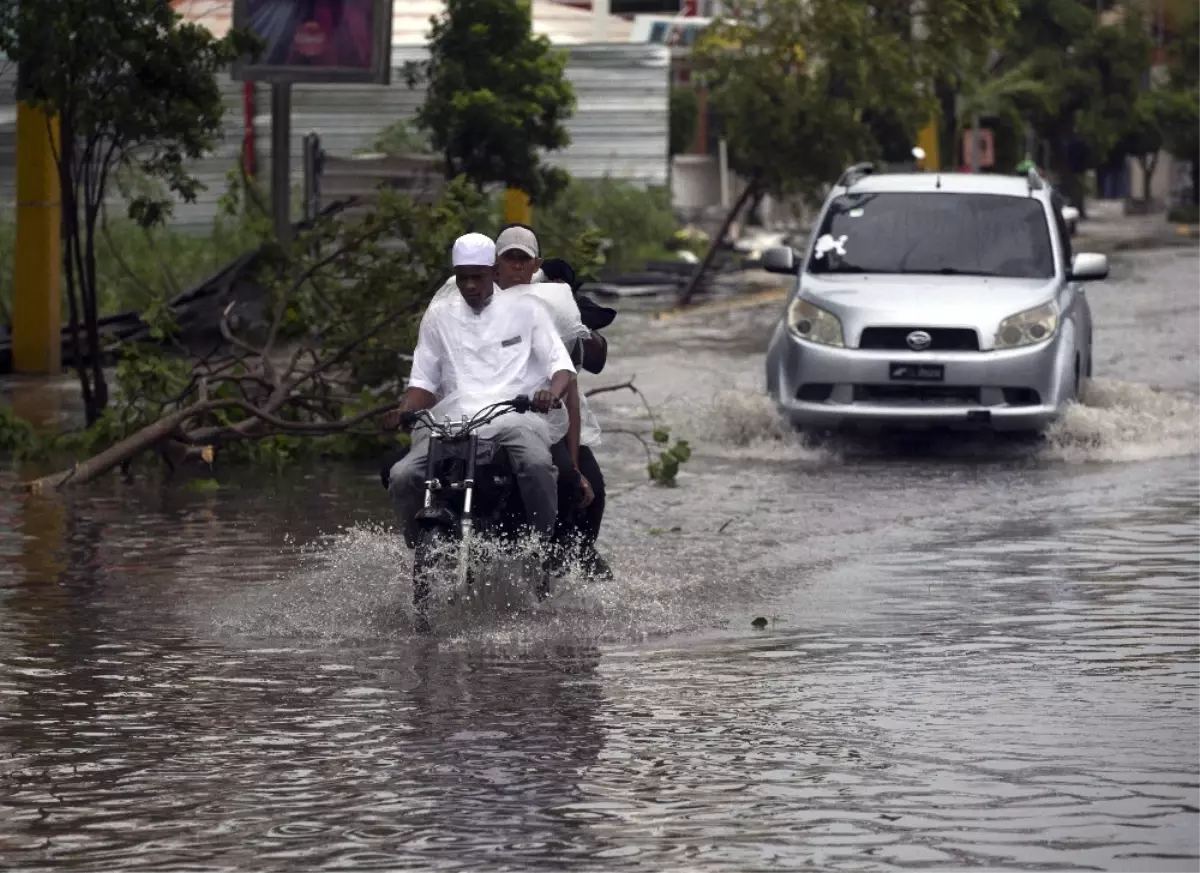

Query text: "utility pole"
[271, 83, 292, 245]
[11, 57, 62, 375]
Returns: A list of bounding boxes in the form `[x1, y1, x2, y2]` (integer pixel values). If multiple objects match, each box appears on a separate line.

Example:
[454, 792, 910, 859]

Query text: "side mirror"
[761, 246, 797, 275]
[1070, 252, 1108, 281]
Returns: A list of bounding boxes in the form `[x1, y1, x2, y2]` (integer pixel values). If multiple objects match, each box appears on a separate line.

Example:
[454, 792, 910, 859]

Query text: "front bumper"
[767, 328, 1075, 432]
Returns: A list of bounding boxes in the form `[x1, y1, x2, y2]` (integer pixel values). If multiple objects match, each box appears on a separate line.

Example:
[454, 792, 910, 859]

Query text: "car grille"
[858, 327, 981, 351]
[854, 384, 982, 405]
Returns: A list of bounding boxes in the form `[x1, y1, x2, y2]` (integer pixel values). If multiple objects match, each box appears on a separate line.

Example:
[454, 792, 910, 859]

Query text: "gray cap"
[496, 226, 539, 258]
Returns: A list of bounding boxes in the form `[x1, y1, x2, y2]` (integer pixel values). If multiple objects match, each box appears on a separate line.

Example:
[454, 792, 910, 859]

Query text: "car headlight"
[995, 302, 1058, 349]
[787, 297, 845, 347]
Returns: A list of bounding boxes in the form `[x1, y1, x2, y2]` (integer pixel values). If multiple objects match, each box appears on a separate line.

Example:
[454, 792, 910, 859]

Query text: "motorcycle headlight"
[787, 297, 845, 348]
[994, 302, 1058, 349]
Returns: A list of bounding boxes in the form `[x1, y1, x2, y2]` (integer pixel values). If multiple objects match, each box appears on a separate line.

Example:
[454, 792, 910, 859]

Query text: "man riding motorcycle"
[492, 224, 614, 579]
[384, 232, 576, 566]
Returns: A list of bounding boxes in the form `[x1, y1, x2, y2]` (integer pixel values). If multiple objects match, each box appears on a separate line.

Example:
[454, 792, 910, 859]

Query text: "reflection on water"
[0, 461, 1196, 871]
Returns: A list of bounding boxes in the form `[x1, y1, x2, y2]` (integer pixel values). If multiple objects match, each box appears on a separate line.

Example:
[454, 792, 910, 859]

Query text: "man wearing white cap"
[384, 232, 576, 548]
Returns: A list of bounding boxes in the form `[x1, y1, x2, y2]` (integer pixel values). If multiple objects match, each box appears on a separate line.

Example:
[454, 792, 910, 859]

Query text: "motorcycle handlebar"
[405, 395, 533, 437]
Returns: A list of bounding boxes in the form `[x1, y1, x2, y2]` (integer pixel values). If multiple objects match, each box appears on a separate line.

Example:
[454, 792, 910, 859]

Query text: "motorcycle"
[397, 396, 552, 625]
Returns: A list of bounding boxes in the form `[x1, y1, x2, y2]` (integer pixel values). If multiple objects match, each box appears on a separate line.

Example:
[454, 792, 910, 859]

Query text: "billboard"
[232, 0, 394, 84]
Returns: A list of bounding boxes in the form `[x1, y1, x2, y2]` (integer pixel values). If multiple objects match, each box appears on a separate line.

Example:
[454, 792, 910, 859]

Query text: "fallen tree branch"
[584, 376, 659, 429]
[584, 379, 635, 398]
[20, 397, 403, 495]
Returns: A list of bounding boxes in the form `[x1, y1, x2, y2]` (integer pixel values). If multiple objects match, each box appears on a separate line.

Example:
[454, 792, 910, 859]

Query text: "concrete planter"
[1123, 198, 1160, 216]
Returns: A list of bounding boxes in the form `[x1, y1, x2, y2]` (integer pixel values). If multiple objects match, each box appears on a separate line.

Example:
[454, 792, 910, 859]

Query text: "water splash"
[1043, 379, 1200, 463]
[210, 521, 718, 650]
[208, 379, 1196, 646]
[666, 380, 1198, 466]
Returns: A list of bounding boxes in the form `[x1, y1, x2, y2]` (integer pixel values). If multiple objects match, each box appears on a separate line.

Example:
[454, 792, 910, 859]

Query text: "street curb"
[652, 287, 788, 321]
[1075, 231, 1200, 254]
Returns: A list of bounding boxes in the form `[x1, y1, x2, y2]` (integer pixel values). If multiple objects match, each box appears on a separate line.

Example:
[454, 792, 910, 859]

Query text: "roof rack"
[1025, 166, 1045, 193]
[837, 162, 876, 189]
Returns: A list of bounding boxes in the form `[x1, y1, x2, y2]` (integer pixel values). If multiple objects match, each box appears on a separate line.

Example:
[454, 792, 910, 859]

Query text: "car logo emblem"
[906, 330, 932, 351]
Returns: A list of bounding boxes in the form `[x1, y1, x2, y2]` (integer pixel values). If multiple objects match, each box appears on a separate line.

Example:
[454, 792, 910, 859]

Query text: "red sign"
[681, 0, 698, 15]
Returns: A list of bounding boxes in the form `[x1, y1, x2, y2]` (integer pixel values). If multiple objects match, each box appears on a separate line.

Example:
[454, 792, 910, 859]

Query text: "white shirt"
[425, 275, 603, 447]
[408, 288, 576, 444]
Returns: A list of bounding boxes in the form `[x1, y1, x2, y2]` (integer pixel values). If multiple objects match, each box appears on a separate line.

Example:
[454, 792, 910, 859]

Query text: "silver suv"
[763, 166, 1109, 434]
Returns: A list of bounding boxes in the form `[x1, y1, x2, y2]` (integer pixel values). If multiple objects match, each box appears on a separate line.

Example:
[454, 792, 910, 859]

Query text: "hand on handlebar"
[382, 408, 419, 431]
[530, 389, 562, 414]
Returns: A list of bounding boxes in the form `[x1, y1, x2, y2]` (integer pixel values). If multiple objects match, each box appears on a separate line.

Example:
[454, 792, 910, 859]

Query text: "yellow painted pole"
[503, 188, 532, 225]
[917, 115, 940, 172]
[12, 102, 62, 375]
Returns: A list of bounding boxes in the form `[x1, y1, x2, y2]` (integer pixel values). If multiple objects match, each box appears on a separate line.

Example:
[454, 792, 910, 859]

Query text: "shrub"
[533, 177, 678, 278]
[1167, 203, 1199, 224]
[0, 206, 260, 329]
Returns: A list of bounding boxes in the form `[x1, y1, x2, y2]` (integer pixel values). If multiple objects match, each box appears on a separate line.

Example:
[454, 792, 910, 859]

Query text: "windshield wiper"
[929, 267, 999, 277]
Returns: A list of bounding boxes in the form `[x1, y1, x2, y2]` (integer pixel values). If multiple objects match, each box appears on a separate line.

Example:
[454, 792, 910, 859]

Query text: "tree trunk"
[969, 115, 982, 173]
[24, 402, 204, 494]
[745, 186, 766, 227]
[82, 202, 109, 418]
[57, 129, 94, 417]
[935, 79, 957, 171]
[677, 177, 760, 307]
[1143, 154, 1158, 203]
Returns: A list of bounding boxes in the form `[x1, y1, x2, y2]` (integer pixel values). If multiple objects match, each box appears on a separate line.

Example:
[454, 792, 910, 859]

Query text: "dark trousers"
[551, 439, 579, 537]
[381, 440, 605, 549]
[575, 444, 605, 547]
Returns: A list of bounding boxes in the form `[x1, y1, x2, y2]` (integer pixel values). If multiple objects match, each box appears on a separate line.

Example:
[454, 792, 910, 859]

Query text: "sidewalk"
[1073, 199, 1199, 254]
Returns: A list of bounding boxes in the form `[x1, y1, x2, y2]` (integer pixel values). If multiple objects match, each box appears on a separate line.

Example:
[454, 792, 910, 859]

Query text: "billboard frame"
[232, 0, 395, 86]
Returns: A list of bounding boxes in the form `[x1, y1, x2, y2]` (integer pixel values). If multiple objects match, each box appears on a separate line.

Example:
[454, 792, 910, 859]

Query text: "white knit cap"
[451, 232, 496, 267]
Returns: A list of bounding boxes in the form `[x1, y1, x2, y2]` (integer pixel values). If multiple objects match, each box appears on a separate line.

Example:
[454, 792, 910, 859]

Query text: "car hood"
[799, 273, 1059, 348]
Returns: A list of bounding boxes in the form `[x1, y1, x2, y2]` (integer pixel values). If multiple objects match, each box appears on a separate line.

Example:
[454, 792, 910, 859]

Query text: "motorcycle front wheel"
[412, 526, 455, 622]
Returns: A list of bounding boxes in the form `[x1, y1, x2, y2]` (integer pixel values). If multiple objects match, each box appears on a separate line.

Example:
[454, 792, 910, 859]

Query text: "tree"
[20, 181, 488, 494]
[1073, 6, 1154, 178]
[363, 119, 432, 157]
[1162, 1, 1199, 205]
[406, 0, 576, 204]
[0, 1, 255, 425]
[669, 87, 701, 158]
[954, 56, 1048, 170]
[918, 0, 1022, 168]
[1004, 0, 1151, 210]
[1115, 89, 1170, 203]
[679, 0, 940, 303]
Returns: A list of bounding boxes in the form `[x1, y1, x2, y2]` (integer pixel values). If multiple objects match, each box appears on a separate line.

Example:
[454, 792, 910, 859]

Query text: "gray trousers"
[388, 423, 559, 541]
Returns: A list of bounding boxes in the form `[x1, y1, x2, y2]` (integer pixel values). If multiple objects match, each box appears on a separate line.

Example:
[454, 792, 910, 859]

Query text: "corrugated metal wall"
[0, 43, 668, 231]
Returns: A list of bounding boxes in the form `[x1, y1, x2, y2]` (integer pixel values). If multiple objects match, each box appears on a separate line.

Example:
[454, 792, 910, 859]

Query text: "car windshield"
[807, 191, 1055, 279]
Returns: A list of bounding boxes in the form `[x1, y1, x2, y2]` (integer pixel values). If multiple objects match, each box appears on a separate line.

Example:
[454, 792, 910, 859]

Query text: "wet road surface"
[1, 248, 1197, 871]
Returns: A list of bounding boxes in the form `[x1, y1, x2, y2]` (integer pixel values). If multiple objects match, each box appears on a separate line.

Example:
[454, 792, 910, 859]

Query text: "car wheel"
[1006, 429, 1044, 445]
[789, 422, 825, 449]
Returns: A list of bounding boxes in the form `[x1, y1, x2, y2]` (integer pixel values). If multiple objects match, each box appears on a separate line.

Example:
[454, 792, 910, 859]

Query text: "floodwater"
[1, 249, 1197, 872]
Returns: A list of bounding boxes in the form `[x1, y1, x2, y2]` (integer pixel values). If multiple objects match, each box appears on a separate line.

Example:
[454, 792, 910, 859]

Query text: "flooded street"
[1, 248, 1197, 871]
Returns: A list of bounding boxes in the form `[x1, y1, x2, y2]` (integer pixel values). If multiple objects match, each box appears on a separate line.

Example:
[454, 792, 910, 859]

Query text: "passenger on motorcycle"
[492, 224, 614, 578]
[383, 232, 576, 554]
